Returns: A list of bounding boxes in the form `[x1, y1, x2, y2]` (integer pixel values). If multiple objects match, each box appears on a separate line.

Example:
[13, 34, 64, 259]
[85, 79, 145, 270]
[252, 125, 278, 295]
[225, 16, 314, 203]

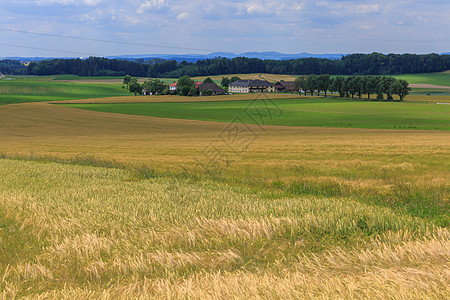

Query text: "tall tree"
[177, 75, 195, 89]
[390, 79, 411, 101]
[317, 74, 331, 97]
[230, 76, 241, 83]
[221, 77, 230, 87]
[123, 75, 132, 90]
[294, 76, 305, 94]
[128, 77, 142, 95]
[365, 76, 379, 99]
[330, 76, 345, 97]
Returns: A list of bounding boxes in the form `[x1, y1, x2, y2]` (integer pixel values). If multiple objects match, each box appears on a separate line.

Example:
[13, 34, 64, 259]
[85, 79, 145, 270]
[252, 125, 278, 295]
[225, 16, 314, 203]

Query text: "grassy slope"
[0, 159, 448, 298]
[0, 79, 130, 104]
[394, 72, 450, 86]
[62, 98, 450, 131]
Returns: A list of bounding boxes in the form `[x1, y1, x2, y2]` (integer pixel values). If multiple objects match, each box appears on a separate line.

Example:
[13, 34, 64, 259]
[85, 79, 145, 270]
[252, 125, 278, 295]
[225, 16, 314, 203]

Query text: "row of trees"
[123, 75, 169, 95]
[294, 75, 411, 101]
[18, 53, 450, 78]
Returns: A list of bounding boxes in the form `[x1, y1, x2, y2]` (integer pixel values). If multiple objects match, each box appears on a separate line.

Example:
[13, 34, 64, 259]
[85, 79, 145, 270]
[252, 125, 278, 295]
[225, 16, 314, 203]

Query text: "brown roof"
[199, 82, 226, 94]
[275, 81, 295, 87]
[229, 79, 274, 87]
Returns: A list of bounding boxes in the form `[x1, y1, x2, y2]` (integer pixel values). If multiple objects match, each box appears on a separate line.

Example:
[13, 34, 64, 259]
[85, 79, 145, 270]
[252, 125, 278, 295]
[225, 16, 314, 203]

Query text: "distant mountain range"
[2, 52, 450, 63]
[107, 52, 346, 62]
[2, 52, 344, 62]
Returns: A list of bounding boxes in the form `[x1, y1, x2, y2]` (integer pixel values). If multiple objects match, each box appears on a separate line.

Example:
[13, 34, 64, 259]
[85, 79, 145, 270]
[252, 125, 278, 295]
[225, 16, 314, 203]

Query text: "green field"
[394, 72, 450, 86]
[0, 77, 130, 104]
[51, 75, 125, 81]
[63, 98, 450, 131]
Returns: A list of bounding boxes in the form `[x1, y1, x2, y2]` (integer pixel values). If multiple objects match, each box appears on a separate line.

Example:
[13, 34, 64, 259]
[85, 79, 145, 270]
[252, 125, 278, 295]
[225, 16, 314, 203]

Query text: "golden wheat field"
[0, 95, 449, 298]
[1, 159, 449, 299]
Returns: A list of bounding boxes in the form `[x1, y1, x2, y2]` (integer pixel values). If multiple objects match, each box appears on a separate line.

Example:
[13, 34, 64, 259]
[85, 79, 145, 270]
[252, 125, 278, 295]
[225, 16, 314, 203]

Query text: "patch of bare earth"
[409, 84, 450, 89]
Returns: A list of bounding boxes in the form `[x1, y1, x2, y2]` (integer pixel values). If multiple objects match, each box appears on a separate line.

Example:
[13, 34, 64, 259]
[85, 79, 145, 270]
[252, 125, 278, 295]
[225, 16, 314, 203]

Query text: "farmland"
[0, 73, 449, 298]
[394, 72, 450, 87]
[0, 76, 129, 104]
[63, 98, 450, 131]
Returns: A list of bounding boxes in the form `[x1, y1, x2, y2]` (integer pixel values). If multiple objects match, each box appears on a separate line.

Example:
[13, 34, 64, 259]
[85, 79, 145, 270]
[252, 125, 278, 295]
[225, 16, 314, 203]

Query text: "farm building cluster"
[164, 79, 297, 95]
[164, 81, 226, 96]
[228, 79, 296, 93]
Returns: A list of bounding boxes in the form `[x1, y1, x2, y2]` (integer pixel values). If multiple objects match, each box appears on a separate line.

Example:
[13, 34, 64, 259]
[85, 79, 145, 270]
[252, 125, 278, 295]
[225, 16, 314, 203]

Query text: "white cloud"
[177, 12, 189, 20]
[355, 4, 380, 14]
[136, 0, 167, 14]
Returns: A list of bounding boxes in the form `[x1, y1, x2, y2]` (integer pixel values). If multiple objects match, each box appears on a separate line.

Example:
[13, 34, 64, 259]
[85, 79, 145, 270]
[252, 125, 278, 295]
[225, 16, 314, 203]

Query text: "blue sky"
[0, 0, 449, 57]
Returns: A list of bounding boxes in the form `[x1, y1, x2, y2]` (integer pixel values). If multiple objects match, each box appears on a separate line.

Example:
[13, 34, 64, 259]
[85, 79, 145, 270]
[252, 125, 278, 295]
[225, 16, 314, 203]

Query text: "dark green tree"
[221, 77, 230, 87]
[294, 76, 305, 95]
[123, 75, 132, 90]
[177, 75, 195, 88]
[384, 77, 397, 100]
[142, 79, 167, 95]
[179, 86, 191, 96]
[305, 75, 318, 96]
[129, 78, 142, 95]
[203, 77, 214, 83]
[230, 76, 241, 83]
[317, 74, 331, 97]
[188, 87, 199, 96]
[365, 76, 379, 99]
[330, 76, 345, 97]
[390, 79, 410, 101]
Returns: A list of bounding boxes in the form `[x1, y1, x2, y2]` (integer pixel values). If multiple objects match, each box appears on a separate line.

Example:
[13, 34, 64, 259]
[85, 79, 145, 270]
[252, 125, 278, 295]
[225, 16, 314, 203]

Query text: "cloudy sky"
[0, 0, 449, 57]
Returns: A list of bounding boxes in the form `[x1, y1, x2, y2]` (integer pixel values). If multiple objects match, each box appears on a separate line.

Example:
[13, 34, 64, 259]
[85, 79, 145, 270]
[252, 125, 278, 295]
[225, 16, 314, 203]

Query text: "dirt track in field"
[409, 84, 450, 89]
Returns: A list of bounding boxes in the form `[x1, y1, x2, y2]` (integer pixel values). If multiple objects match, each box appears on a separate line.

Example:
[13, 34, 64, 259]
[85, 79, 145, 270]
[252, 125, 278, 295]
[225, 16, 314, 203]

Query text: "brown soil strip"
[409, 84, 450, 89]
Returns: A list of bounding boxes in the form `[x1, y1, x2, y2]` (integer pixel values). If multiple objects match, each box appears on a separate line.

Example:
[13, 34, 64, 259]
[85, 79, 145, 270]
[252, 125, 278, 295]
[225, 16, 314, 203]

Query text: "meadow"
[0, 73, 449, 298]
[394, 72, 450, 87]
[0, 76, 129, 103]
[63, 97, 450, 131]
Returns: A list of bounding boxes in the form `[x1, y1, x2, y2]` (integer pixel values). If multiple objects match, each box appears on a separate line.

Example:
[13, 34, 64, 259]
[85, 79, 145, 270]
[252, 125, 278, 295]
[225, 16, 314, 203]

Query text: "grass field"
[0, 77, 130, 103]
[0, 73, 449, 298]
[394, 72, 450, 86]
[62, 97, 450, 131]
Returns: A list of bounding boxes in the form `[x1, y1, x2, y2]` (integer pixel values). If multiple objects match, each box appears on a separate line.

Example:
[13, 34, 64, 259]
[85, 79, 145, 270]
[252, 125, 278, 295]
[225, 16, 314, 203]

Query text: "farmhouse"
[229, 79, 275, 93]
[274, 81, 296, 92]
[170, 81, 202, 91]
[142, 89, 152, 95]
[169, 82, 177, 91]
[198, 82, 226, 95]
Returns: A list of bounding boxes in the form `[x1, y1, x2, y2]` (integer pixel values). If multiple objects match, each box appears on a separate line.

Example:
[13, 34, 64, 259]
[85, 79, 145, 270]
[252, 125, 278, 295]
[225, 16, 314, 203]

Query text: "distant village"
[140, 75, 297, 96]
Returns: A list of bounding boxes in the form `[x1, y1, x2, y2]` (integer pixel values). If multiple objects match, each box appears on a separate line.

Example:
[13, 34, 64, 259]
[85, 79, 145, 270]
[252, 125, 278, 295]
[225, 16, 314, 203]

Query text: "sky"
[0, 0, 449, 57]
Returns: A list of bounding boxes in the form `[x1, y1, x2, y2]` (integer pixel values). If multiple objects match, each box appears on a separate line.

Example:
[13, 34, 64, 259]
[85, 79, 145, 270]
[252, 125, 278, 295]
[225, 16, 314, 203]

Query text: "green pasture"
[394, 72, 450, 86]
[0, 78, 130, 103]
[63, 98, 450, 131]
[51, 75, 125, 80]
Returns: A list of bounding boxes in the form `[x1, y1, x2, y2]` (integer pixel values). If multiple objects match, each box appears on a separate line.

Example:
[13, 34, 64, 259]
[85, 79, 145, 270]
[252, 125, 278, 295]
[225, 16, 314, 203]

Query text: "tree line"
[3, 52, 449, 77]
[0, 59, 27, 75]
[295, 75, 410, 101]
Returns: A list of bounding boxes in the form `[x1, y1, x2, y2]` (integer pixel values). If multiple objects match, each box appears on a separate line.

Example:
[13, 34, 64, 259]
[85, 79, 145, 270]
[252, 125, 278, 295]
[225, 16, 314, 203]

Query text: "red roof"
[170, 81, 203, 88]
